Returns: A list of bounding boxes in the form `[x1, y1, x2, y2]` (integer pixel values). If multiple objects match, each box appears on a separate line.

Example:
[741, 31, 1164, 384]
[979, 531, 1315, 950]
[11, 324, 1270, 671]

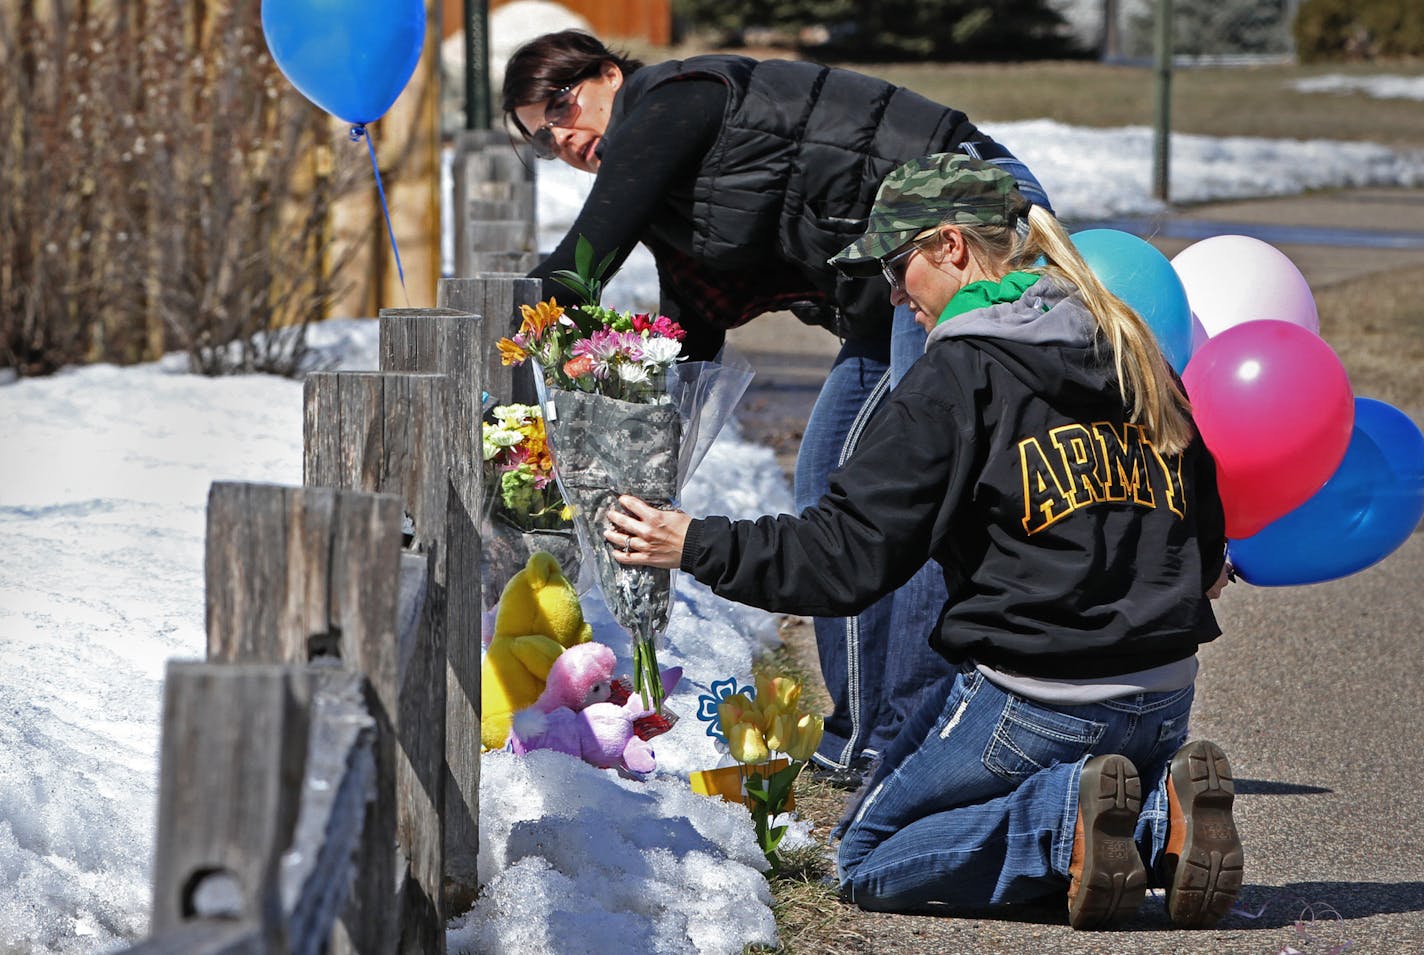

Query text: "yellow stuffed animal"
[481, 551, 594, 749]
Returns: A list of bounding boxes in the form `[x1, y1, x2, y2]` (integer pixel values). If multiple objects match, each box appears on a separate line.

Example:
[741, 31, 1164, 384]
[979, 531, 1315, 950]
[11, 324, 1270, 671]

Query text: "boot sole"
[1165, 740, 1244, 928]
[1069, 754, 1148, 930]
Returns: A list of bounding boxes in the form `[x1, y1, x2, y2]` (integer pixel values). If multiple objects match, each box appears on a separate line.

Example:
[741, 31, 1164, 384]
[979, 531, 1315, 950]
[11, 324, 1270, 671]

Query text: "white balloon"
[1170, 235, 1319, 340]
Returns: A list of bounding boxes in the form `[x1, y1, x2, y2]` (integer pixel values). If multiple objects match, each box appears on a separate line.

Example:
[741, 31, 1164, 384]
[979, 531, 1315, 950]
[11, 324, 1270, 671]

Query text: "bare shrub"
[1, 0, 370, 378]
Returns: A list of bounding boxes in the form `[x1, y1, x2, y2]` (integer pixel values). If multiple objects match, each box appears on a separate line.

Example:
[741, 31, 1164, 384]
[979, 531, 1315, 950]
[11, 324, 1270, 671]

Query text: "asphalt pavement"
[725, 187, 1424, 954]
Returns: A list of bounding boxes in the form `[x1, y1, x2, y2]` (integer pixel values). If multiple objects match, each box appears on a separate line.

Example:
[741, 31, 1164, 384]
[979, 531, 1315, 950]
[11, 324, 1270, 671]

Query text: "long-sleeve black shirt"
[529, 79, 731, 360]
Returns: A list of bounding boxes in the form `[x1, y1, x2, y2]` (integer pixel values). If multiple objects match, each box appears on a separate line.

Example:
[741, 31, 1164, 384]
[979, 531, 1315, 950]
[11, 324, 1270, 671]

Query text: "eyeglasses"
[530, 82, 585, 160]
[879, 229, 938, 291]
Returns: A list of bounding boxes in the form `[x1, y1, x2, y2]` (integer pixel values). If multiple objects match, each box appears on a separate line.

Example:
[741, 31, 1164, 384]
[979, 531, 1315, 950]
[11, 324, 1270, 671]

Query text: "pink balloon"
[1182, 320, 1353, 538]
[1171, 235, 1319, 339]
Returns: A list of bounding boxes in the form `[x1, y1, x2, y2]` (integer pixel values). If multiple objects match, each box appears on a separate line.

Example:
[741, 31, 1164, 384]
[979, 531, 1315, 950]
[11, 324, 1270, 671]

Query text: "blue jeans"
[795, 306, 953, 767]
[838, 668, 1194, 911]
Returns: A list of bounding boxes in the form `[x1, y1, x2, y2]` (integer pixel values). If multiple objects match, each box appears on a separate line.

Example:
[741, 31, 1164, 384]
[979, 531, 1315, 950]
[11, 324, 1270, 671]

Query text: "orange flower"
[497, 337, 527, 366]
[518, 298, 563, 338]
[563, 354, 597, 379]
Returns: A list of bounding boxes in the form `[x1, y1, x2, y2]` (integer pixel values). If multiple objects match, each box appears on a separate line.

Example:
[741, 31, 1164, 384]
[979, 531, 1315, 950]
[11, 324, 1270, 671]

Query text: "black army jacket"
[682, 278, 1228, 679]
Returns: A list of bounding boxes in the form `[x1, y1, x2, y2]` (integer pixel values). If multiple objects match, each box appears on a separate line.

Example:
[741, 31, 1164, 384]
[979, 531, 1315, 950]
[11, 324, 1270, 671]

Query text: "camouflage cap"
[830, 153, 1027, 277]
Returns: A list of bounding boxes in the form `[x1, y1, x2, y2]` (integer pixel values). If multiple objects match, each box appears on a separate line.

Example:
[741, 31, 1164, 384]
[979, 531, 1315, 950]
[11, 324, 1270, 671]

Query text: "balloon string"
[351, 124, 410, 307]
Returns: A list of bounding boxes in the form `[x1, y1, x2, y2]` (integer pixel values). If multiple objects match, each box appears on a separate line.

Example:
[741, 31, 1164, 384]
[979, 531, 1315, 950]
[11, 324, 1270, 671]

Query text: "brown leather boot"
[1163, 739, 1244, 928]
[1067, 753, 1148, 929]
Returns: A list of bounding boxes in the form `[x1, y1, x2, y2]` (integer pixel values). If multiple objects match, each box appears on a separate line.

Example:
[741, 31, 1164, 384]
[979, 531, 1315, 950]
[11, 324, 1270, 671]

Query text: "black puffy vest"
[608, 55, 1000, 339]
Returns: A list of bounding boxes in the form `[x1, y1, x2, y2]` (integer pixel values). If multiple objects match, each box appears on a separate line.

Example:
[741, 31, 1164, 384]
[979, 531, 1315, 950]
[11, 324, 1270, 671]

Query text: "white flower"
[492, 403, 537, 428]
[482, 425, 523, 460]
[639, 337, 682, 367]
[616, 362, 651, 385]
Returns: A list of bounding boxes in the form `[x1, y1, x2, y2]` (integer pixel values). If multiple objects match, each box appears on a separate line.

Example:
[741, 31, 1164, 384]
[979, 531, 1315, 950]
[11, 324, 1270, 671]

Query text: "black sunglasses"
[879, 228, 938, 290]
[530, 82, 584, 160]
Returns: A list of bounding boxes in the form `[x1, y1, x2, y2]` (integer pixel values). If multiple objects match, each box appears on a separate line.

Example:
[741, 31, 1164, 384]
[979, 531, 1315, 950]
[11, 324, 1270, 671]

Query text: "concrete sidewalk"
[724, 187, 1424, 953]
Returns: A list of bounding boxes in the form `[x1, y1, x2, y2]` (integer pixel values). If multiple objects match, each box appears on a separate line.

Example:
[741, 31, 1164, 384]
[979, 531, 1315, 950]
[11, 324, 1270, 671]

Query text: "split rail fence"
[120, 140, 540, 954]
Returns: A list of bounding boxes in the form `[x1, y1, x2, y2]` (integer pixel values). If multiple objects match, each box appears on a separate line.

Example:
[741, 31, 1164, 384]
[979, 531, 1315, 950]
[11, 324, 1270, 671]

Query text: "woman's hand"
[1206, 562, 1234, 600]
[605, 494, 691, 569]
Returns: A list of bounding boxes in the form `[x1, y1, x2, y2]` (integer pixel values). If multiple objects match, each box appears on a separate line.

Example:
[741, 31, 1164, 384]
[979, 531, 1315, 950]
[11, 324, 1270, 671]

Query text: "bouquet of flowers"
[497, 237, 753, 710]
[479, 403, 581, 609]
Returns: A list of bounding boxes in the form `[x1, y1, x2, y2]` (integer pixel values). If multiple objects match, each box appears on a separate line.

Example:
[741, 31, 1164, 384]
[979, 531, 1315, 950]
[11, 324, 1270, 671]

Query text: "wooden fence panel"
[205, 482, 404, 954]
[131, 660, 377, 955]
[378, 309, 484, 906]
[121, 921, 267, 955]
[301, 374, 450, 954]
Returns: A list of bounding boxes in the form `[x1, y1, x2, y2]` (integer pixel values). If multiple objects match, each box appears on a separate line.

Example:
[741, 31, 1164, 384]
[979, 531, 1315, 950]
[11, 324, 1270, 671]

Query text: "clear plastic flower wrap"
[478, 402, 584, 615]
[532, 350, 755, 710]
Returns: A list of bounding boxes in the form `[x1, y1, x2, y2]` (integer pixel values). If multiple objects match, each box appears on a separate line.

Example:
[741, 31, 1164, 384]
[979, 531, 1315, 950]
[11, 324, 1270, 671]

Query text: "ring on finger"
[623, 533, 633, 553]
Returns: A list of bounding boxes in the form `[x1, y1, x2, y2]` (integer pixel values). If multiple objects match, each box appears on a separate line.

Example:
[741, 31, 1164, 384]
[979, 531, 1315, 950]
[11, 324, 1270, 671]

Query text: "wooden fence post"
[436, 275, 543, 408]
[134, 658, 377, 955]
[148, 663, 312, 950]
[299, 374, 450, 954]
[205, 481, 419, 954]
[452, 130, 535, 282]
[377, 309, 484, 907]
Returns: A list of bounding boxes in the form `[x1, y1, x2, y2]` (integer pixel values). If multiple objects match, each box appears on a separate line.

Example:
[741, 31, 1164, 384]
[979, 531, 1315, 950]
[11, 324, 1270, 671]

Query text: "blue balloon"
[1071, 229, 1194, 373]
[261, 0, 425, 126]
[1229, 397, 1424, 586]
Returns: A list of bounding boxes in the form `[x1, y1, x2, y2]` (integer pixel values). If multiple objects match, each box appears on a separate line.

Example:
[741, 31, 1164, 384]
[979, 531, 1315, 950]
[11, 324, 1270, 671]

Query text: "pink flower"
[632, 313, 685, 342]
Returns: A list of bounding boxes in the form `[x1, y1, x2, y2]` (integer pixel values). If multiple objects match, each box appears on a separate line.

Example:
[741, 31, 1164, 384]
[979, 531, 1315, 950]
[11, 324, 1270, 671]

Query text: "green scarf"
[936, 271, 1043, 326]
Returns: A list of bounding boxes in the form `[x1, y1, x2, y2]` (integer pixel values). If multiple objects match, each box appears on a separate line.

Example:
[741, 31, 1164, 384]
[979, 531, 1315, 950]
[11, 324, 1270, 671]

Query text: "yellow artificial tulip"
[784, 713, 825, 762]
[727, 722, 770, 765]
[755, 674, 802, 722]
[717, 693, 758, 737]
[764, 713, 790, 754]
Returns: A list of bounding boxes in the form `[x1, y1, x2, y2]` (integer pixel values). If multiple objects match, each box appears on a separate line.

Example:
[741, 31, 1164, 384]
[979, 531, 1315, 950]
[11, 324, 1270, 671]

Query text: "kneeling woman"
[606, 154, 1242, 930]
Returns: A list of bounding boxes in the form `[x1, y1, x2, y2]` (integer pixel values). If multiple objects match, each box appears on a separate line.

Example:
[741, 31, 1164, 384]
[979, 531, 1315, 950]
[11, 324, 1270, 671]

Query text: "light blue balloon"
[1070, 229, 1194, 373]
[262, 0, 425, 126]
[1229, 397, 1424, 586]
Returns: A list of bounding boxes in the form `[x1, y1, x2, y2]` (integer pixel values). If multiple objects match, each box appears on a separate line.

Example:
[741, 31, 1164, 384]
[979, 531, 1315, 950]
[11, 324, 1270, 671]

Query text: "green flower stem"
[740, 758, 807, 872]
[632, 633, 665, 713]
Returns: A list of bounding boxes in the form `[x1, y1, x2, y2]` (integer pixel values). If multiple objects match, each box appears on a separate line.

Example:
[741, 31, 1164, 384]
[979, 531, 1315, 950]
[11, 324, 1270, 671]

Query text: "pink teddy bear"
[507, 641, 682, 775]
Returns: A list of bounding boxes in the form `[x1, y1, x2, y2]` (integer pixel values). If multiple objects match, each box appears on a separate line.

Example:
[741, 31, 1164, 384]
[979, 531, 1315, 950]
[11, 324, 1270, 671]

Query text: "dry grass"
[1316, 264, 1424, 412]
[857, 60, 1424, 149]
[634, 41, 1424, 151]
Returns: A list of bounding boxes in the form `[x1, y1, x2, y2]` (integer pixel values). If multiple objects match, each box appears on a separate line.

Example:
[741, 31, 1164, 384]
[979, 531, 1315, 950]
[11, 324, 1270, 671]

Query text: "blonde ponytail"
[1012, 207, 1195, 455]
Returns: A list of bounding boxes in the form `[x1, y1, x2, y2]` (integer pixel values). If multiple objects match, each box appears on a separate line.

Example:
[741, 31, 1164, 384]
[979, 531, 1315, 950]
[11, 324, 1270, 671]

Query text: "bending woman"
[604, 154, 1242, 930]
[502, 30, 1053, 781]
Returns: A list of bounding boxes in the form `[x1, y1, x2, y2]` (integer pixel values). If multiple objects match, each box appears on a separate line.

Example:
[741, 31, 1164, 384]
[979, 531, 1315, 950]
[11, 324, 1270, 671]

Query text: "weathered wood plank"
[126, 664, 375, 955]
[378, 309, 486, 904]
[302, 375, 450, 954]
[467, 218, 534, 253]
[204, 480, 416, 953]
[451, 130, 534, 279]
[467, 250, 541, 276]
[436, 275, 542, 408]
[149, 663, 310, 949]
[120, 920, 267, 955]
[284, 666, 377, 953]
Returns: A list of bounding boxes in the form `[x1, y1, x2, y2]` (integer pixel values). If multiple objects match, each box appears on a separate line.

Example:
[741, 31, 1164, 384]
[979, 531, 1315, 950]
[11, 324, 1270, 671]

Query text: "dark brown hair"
[501, 30, 644, 138]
